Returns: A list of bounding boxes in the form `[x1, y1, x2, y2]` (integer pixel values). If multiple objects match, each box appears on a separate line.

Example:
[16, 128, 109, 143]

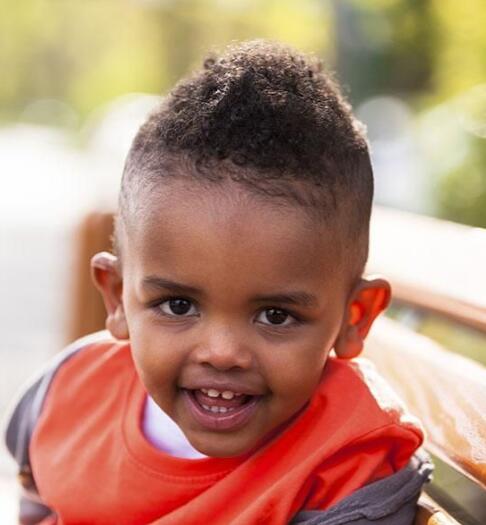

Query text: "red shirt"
[31, 340, 423, 525]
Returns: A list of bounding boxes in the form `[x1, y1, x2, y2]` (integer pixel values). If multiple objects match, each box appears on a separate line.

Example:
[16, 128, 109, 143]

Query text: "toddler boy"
[5, 40, 431, 525]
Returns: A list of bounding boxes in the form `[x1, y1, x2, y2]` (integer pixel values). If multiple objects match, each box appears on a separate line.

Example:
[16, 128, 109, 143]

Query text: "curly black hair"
[119, 40, 373, 274]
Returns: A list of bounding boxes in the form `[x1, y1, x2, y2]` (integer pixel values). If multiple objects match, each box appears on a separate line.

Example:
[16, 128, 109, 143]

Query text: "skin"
[92, 179, 390, 458]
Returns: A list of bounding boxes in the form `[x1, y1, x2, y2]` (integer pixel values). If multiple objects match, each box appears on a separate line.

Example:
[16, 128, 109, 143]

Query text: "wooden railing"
[65, 212, 114, 344]
[365, 317, 486, 486]
[367, 207, 486, 524]
[368, 207, 486, 333]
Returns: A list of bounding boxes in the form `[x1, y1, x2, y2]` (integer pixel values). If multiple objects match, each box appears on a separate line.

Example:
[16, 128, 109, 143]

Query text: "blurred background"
[1, 0, 485, 519]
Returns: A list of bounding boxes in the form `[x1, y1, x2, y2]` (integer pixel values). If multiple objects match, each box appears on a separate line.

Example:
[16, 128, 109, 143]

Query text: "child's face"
[111, 181, 355, 457]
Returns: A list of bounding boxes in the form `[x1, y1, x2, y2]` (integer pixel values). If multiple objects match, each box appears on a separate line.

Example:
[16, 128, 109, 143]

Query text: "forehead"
[122, 179, 349, 291]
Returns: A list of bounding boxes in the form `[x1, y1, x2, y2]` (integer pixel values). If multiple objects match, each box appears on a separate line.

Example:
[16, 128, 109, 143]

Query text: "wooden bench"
[65, 207, 486, 524]
[366, 207, 486, 525]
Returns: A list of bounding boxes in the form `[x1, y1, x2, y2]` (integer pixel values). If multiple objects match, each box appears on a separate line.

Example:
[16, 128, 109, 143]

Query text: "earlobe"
[334, 277, 391, 359]
[91, 252, 129, 340]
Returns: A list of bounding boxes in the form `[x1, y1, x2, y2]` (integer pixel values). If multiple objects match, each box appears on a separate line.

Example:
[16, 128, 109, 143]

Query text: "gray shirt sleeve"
[3, 331, 111, 524]
[290, 450, 433, 525]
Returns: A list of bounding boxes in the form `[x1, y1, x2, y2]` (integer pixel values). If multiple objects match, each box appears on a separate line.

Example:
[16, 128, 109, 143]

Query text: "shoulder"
[3, 332, 129, 476]
[319, 357, 423, 437]
[290, 450, 433, 525]
[304, 357, 424, 489]
[3, 333, 131, 523]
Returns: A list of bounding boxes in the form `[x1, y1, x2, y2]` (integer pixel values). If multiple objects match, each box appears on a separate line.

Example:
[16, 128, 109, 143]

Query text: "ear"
[334, 277, 391, 359]
[91, 252, 129, 340]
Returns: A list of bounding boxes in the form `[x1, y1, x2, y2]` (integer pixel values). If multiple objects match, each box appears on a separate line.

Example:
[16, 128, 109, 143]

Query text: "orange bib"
[31, 341, 423, 525]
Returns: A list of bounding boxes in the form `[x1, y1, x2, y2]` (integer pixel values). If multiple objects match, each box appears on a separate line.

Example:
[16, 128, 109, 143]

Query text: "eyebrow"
[251, 291, 319, 309]
[141, 276, 203, 296]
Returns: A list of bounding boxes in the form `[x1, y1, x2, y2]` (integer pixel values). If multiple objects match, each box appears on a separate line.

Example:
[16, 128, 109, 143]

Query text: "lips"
[182, 389, 261, 431]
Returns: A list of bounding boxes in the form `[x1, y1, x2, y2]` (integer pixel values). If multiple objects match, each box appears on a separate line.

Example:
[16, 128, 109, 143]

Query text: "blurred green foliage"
[0, 0, 330, 121]
[0, 0, 485, 227]
[437, 137, 486, 228]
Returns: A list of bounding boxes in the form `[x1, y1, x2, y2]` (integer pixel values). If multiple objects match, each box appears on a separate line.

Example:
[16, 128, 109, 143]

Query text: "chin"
[196, 443, 248, 458]
[190, 435, 257, 458]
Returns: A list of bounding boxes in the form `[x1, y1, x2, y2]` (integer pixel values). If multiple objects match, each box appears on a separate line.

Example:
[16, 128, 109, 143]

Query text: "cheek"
[128, 321, 183, 391]
[267, 342, 331, 403]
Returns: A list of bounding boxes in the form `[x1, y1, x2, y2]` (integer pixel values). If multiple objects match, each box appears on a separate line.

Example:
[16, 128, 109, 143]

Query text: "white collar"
[142, 395, 207, 459]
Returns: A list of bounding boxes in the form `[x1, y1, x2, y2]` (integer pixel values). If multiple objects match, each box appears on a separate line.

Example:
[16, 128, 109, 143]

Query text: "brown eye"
[159, 298, 197, 316]
[257, 308, 292, 326]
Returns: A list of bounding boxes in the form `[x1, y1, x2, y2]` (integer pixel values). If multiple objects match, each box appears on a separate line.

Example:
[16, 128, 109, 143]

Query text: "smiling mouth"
[182, 389, 261, 431]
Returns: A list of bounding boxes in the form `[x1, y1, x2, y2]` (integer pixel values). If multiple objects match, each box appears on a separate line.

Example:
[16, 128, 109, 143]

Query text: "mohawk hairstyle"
[120, 40, 373, 273]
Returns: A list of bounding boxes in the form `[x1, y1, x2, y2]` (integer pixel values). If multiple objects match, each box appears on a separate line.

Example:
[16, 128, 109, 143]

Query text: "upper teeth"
[200, 388, 242, 399]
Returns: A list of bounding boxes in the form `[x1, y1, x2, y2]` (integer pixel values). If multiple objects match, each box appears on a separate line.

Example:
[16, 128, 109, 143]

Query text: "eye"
[158, 298, 198, 317]
[256, 308, 294, 326]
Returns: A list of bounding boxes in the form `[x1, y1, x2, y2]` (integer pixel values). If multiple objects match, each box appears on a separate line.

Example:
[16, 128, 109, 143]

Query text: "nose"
[193, 324, 253, 371]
